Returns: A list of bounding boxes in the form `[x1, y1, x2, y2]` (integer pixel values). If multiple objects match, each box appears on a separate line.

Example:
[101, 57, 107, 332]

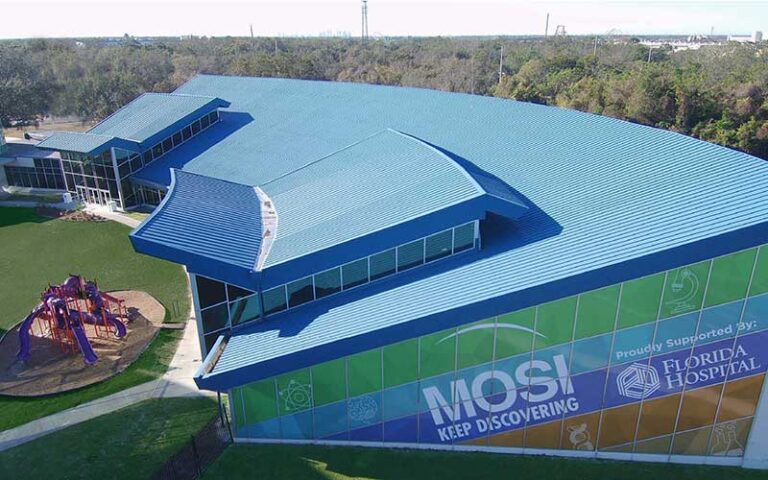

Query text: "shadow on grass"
[205, 444, 766, 480]
[0, 207, 53, 228]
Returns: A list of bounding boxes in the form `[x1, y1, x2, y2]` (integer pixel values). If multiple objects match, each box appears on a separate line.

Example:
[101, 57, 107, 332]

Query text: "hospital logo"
[617, 363, 660, 399]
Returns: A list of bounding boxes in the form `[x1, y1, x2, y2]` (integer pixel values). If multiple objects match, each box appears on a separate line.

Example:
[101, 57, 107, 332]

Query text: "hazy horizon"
[0, 0, 765, 40]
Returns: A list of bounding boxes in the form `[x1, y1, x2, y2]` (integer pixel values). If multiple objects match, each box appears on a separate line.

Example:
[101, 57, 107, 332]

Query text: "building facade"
[227, 247, 768, 459]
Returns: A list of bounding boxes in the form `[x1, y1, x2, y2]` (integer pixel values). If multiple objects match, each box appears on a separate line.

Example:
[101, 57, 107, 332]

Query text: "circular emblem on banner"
[280, 379, 313, 411]
[348, 395, 379, 423]
[616, 363, 661, 399]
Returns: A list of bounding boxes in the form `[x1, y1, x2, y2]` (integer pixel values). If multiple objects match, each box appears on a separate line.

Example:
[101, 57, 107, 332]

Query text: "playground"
[0, 284, 165, 396]
[0, 206, 190, 430]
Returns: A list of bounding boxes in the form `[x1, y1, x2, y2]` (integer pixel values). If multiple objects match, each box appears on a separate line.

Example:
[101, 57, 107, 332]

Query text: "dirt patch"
[0, 290, 165, 397]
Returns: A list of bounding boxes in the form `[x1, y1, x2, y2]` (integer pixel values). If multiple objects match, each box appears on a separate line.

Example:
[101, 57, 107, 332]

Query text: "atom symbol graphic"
[348, 395, 379, 423]
[280, 379, 313, 411]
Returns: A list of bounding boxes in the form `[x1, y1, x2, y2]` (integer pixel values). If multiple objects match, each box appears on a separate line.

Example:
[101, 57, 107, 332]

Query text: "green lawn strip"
[0, 396, 218, 480]
[0, 206, 190, 332]
[203, 444, 766, 480]
[1, 193, 63, 204]
[123, 211, 150, 222]
[0, 328, 182, 431]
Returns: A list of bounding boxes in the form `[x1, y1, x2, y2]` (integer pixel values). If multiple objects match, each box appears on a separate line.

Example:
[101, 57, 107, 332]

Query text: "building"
[728, 31, 763, 43]
[36, 94, 228, 209]
[42, 75, 768, 467]
[0, 134, 66, 193]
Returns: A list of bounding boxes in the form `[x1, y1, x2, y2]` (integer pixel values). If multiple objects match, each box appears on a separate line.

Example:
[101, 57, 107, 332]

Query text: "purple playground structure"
[17, 275, 128, 365]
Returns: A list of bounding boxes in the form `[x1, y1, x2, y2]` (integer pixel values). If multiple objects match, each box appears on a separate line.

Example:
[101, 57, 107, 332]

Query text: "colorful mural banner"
[407, 330, 768, 445]
[231, 246, 768, 455]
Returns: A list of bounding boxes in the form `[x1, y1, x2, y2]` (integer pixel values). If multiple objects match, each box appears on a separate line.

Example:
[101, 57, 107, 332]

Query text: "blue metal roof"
[117, 75, 768, 391]
[255, 128, 528, 288]
[129, 170, 263, 288]
[131, 127, 528, 289]
[37, 93, 229, 155]
[36, 131, 138, 155]
[89, 93, 229, 146]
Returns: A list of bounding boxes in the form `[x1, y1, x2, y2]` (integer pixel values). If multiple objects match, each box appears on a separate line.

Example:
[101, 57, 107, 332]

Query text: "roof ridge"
[259, 129, 389, 187]
[390, 129, 486, 196]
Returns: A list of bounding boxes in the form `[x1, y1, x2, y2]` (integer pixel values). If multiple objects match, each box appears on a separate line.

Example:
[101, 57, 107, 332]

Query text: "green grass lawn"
[123, 211, 150, 222]
[0, 206, 189, 334]
[0, 397, 218, 480]
[0, 206, 191, 429]
[0, 328, 182, 431]
[203, 444, 768, 480]
[0, 193, 63, 204]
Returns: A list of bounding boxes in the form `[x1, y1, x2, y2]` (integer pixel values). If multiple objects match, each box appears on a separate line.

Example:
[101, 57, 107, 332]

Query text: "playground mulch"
[0, 290, 165, 396]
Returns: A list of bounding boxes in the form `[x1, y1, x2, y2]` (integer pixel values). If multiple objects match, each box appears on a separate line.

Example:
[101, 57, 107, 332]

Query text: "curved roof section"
[131, 129, 528, 289]
[37, 93, 229, 155]
[159, 76, 768, 390]
[258, 129, 527, 281]
[129, 170, 263, 287]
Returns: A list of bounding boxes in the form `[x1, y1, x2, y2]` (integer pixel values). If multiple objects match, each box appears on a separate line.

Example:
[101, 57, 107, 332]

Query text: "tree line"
[1, 35, 767, 159]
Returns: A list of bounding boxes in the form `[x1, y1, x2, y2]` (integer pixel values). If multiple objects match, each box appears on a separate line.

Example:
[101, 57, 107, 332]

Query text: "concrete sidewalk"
[83, 205, 143, 228]
[0, 318, 209, 453]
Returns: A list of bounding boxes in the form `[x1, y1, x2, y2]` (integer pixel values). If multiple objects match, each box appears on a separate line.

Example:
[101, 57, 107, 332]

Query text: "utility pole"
[544, 13, 550, 38]
[250, 24, 254, 39]
[498, 45, 504, 84]
[647, 45, 654, 63]
[593, 36, 598, 57]
[361, 0, 369, 42]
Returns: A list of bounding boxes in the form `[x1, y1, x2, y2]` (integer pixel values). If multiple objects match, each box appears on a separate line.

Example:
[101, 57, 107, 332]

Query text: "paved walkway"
[83, 205, 143, 228]
[0, 318, 209, 453]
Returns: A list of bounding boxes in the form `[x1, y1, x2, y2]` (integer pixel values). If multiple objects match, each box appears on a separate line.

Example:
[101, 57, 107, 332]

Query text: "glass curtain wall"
[4, 158, 66, 190]
[231, 244, 768, 458]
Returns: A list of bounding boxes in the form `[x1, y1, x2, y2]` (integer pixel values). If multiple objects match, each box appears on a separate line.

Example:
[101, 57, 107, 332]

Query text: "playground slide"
[70, 320, 98, 365]
[81, 312, 127, 338]
[16, 305, 45, 362]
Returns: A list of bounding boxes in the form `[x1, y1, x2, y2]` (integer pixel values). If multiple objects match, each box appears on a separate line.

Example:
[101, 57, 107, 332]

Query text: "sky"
[0, 0, 765, 39]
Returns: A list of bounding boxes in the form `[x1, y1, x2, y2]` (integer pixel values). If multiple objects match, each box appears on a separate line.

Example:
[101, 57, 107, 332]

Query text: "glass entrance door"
[76, 185, 111, 207]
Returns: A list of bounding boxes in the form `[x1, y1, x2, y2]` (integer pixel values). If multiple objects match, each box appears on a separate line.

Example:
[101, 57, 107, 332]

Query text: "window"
[208, 111, 219, 124]
[200, 114, 211, 129]
[287, 276, 314, 308]
[342, 258, 369, 290]
[162, 138, 173, 152]
[201, 302, 229, 334]
[196, 276, 227, 309]
[425, 230, 453, 263]
[263, 286, 287, 315]
[453, 222, 475, 253]
[172, 132, 183, 146]
[142, 150, 153, 165]
[191, 120, 202, 135]
[227, 284, 254, 302]
[315, 268, 341, 299]
[370, 249, 396, 281]
[182, 126, 192, 141]
[229, 293, 261, 325]
[152, 143, 164, 159]
[397, 239, 424, 271]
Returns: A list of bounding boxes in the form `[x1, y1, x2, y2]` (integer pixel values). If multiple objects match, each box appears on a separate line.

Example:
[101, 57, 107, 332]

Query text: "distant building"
[728, 31, 763, 43]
